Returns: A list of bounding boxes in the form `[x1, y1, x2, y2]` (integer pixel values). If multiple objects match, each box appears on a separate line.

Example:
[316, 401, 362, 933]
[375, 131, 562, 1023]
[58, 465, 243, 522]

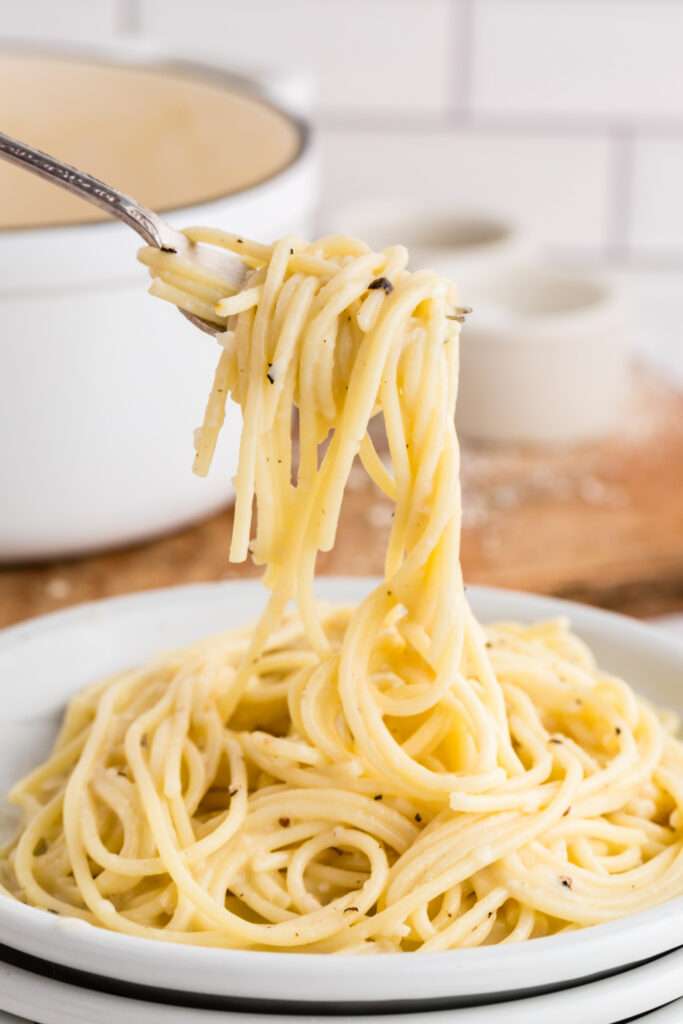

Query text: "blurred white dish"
[324, 199, 527, 295]
[0, 42, 317, 562]
[0, 936, 682, 1023]
[324, 201, 628, 446]
[457, 264, 629, 444]
[1, 579, 683, 1010]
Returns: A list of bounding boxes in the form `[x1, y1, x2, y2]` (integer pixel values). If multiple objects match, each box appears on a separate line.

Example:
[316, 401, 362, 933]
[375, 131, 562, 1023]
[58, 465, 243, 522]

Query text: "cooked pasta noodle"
[2, 230, 683, 952]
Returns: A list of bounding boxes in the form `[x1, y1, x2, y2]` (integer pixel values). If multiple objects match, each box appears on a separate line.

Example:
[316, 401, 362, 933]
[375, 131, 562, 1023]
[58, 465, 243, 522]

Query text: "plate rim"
[2, 935, 683, 1024]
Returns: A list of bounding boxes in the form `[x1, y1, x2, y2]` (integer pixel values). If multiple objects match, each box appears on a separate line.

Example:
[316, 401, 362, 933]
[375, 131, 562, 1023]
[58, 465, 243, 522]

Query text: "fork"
[0, 130, 244, 337]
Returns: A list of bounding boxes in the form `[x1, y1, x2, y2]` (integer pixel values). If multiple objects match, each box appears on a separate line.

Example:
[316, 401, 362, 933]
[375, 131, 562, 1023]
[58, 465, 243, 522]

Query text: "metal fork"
[0, 130, 244, 337]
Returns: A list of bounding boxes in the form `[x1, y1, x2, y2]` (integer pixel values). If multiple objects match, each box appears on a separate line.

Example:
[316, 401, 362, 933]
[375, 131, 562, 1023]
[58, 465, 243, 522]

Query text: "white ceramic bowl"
[0, 42, 318, 562]
[324, 200, 528, 294]
[456, 264, 629, 444]
[1, 579, 682, 1012]
[1, 943, 682, 1024]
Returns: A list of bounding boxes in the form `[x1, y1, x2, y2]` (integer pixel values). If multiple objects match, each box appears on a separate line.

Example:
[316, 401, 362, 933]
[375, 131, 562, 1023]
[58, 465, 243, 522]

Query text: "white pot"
[0, 44, 318, 562]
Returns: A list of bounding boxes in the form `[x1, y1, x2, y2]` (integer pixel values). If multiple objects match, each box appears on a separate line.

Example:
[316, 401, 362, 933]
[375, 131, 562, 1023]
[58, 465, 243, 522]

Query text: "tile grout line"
[541, 244, 683, 273]
[319, 109, 683, 138]
[115, 0, 142, 36]
[448, 0, 475, 119]
[604, 126, 635, 261]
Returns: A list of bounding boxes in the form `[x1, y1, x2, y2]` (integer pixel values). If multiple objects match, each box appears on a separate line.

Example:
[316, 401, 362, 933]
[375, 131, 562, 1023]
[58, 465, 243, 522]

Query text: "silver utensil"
[0, 130, 244, 337]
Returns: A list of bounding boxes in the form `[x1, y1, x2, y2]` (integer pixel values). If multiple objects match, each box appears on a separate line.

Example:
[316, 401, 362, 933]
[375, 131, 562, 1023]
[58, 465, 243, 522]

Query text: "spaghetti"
[2, 230, 683, 952]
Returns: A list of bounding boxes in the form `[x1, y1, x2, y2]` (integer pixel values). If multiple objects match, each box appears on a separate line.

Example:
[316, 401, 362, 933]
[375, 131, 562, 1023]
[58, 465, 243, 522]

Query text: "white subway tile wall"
[631, 139, 683, 254]
[0, 0, 121, 40]
[141, 0, 455, 114]
[2, 0, 683, 273]
[319, 127, 612, 248]
[472, 1, 683, 122]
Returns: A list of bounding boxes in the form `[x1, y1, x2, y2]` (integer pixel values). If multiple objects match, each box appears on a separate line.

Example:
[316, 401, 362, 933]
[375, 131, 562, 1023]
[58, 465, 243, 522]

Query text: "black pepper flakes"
[344, 906, 359, 914]
[415, 813, 423, 823]
[615, 727, 622, 735]
[373, 794, 383, 801]
[279, 817, 291, 828]
[368, 276, 394, 294]
[160, 245, 177, 254]
[229, 787, 239, 798]
[560, 876, 573, 890]
[549, 737, 563, 745]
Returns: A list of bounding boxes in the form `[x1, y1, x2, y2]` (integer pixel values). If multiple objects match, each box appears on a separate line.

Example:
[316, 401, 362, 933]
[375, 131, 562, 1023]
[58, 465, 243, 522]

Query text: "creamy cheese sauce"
[0, 53, 301, 229]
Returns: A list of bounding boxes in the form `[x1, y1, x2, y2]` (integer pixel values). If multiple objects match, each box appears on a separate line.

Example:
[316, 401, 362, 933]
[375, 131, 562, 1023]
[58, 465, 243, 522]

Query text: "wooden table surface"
[2, 370, 683, 629]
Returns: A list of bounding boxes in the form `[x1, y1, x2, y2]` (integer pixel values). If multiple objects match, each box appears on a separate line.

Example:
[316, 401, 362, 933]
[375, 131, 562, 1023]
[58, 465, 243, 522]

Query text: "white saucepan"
[0, 42, 318, 562]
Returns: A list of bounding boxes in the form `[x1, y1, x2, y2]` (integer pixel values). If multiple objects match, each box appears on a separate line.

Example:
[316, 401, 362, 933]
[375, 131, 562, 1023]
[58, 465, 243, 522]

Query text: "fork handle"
[0, 130, 179, 250]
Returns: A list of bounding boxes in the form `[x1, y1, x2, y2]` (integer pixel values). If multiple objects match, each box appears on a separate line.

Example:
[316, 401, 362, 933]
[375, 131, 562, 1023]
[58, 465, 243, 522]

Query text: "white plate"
[1, 941, 683, 1024]
[645, 1002, 683, 1022]
[1, 580, 683, 1010]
